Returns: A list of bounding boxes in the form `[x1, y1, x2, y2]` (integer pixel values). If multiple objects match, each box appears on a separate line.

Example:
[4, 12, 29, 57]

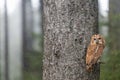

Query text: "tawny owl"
[86, 34, 105, 72]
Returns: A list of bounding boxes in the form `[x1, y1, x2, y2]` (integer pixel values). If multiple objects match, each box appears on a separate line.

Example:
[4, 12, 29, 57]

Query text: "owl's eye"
[98, 38, 101, 39]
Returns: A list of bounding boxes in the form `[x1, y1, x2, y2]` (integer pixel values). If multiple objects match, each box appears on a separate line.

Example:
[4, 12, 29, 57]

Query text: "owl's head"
[90, 34, 105, 45]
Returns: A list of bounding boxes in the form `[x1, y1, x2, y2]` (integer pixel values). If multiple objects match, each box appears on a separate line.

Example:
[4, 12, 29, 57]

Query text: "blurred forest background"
[0, 0, 120, 80]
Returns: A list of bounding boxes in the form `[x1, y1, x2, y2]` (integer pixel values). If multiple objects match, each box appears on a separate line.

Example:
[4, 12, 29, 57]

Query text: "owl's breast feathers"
[86, 44, 104, 72]
[92, 44, 104, 64]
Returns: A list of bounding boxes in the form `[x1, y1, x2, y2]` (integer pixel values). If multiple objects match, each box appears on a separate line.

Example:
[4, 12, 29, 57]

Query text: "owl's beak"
[96, 39, 99, 44]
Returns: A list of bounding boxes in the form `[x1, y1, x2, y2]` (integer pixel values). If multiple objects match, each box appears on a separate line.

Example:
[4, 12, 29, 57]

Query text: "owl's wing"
[92, 45, 104, 64]
[86, 44, 97, 65]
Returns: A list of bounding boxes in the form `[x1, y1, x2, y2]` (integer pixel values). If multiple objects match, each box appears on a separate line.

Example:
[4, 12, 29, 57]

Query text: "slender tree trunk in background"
[22, 0, 26, 71]
[22, 0, 33, 52]
[109, 0, 120, 51]
[22, 0, 33, 71]
[25, 0, 33, 51]
[4, 0, 9, 80]
[43, 0, 99, 80]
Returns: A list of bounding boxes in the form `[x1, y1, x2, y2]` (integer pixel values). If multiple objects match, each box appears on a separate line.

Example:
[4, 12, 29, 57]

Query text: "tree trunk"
[4, 0, 9, 80]
[43, 0, 99, 80]
[22, 0, 33, 71]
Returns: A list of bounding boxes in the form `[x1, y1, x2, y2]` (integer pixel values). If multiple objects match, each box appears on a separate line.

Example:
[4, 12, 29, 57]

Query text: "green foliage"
[23, 34, 43, 80]
[100, 51, 120, 80]
[23, 51, 43, 80]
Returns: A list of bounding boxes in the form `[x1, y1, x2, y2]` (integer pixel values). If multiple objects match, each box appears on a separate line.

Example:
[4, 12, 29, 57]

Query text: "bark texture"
[43, 0, 99, 80]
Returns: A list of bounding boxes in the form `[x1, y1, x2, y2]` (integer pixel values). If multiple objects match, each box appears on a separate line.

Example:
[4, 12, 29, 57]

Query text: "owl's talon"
[99, 61, 105, 64]
[97, 60, 105, 64]
[97, 59, 101, 63]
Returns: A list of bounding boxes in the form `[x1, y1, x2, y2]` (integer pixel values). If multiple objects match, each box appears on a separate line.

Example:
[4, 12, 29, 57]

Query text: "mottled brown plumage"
[86, 34, 105, 72]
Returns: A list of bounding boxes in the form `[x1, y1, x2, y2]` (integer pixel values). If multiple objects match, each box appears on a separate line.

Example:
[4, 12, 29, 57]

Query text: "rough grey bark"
[43, 0, 99, 80]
